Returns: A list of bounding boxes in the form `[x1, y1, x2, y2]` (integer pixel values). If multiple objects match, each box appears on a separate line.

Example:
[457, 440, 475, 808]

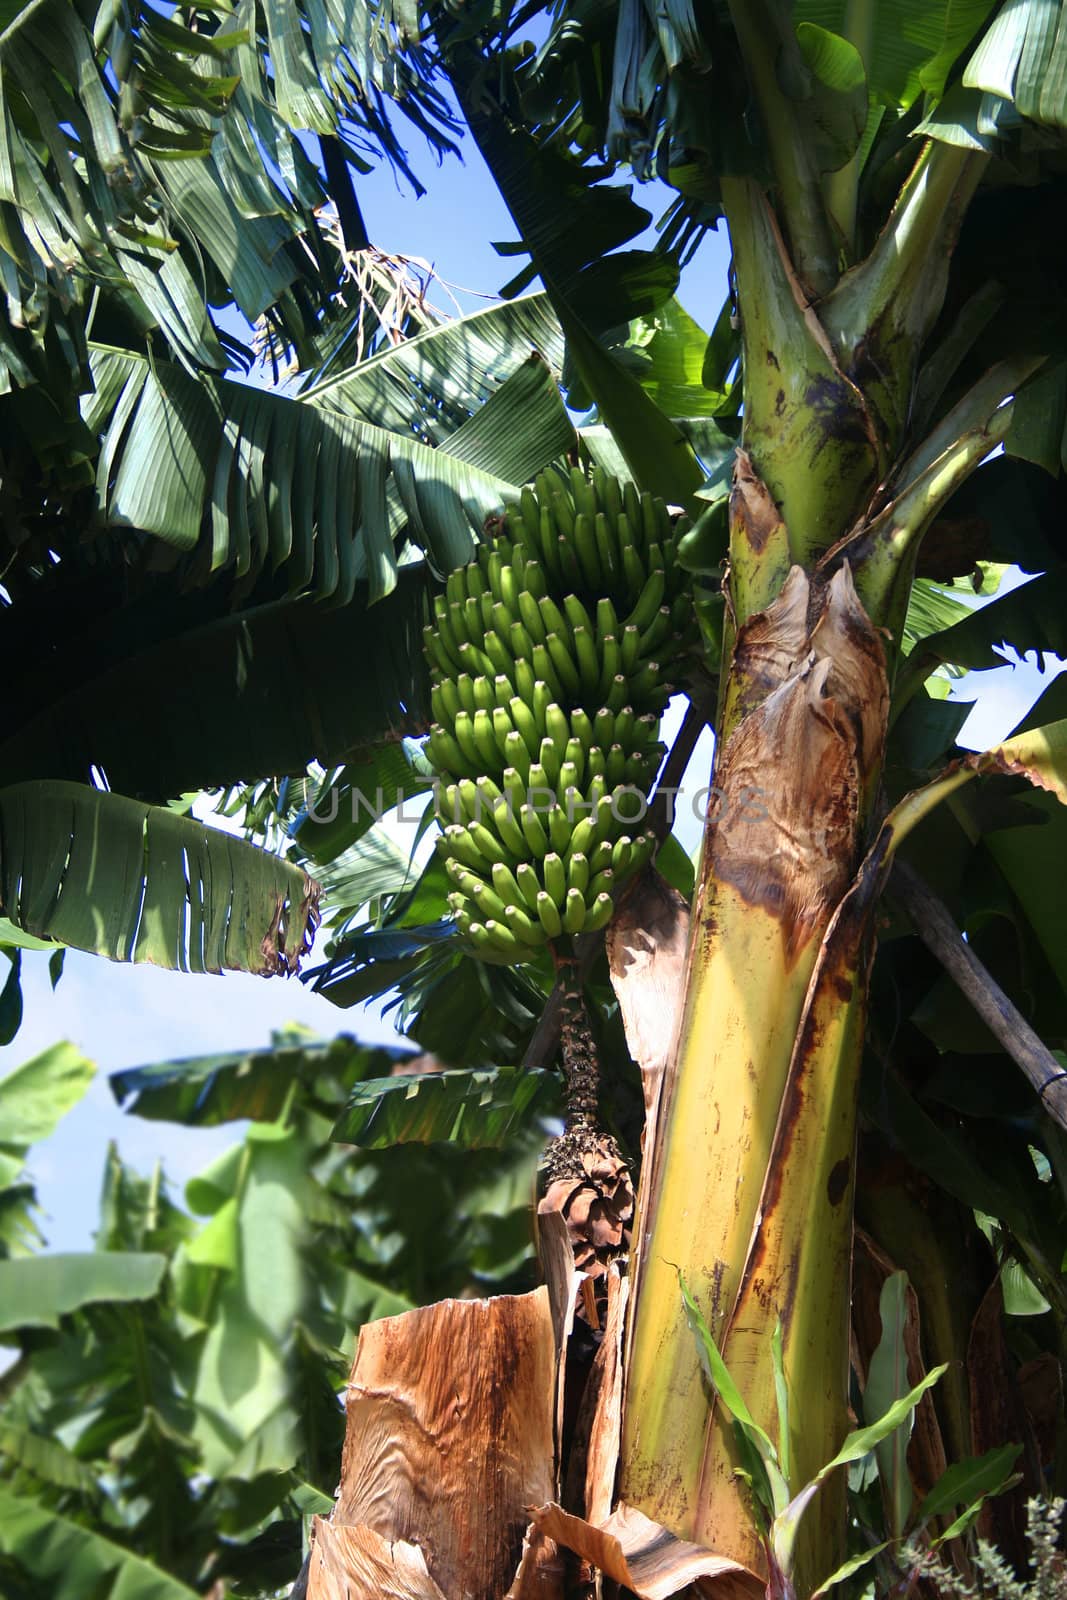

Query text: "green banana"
[444, 825, 493, 875]
[472, 708, 500, 770]
[562, 887, 586, 935]
[585, 893, 614, 932]
[518, 590, 547, 644]
[611, 836, 633, 874]
[524, 558, 548, 600]
[483, 630, 514, 682]
[568, 852, 590, 896]
[508, 696, 541, 758]
[626, 568, 666, 633]
[547, 626, 585, 697]
[595, 597, 619, 651]
[538, 505, 562, 580]
[556, 532, 583, 592]
[564, 737, 586, 787]
[590, 839, 614, 874]
[467, 873, 510, 924]
[573, 626, 602, 699]
[504, 729, 532, 780]
[516, 861, 542, 911]
[514, 657, 537, 708]
[538, 596, 572, 649]
[509, 621, 538, 666]
[545, 702, 570, 753]
[548, 805, 573, 855]
[589, 867, 614, 900]
[467, 819, 510, 868]
[491, 798, 531, 862]
[557, 760, 581, 810]
[621, 624, 642, 677]
[606, 674, 629, 714]
[427, 728, 475, 778]
[457, 640, 497, 681]
[452, 711, 481, 769]
[492, 707, 514, 761]
[486, 548, 505, 603]
[421, 467, 696, 964]
[543, 852, 567, 906]
[504, 902, 544, 946]
[620, 535, 645, 599]
[594, 512, 619, 589]
[532, 643, 565, 704]
[538, 736, 561, 786]
[519, 804, 550, 856]
[573, 511, 602, 590]
[536, 891, 563, 938]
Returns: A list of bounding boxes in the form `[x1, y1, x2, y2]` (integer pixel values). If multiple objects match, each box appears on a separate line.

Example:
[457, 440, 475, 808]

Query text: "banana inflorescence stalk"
[422, 467, 695, 961]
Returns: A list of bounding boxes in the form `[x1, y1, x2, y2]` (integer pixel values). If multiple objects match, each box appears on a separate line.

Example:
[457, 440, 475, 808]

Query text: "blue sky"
[2, 123, 1063, 1260]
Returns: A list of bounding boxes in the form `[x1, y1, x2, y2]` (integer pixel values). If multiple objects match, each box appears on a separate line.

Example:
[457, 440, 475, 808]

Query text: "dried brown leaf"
[531, 1501, 760, 1600]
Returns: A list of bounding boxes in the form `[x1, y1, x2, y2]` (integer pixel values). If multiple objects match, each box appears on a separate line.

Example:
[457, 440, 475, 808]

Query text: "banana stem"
[726, 0, 838, 297]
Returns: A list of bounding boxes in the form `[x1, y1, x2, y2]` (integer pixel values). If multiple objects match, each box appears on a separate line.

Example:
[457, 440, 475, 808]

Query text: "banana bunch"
[423, 467, 693, 961]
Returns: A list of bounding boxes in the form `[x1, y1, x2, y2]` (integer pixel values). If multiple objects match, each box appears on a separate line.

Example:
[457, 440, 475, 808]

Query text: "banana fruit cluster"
[423, 468, 692, 960]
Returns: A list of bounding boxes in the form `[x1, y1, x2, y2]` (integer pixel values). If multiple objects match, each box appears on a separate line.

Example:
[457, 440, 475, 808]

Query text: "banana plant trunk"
[618, 144, 1003, 1593]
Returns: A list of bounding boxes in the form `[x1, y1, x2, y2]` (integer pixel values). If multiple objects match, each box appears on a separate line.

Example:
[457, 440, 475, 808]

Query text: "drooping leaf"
[0, 1420, 99, 1495]
[292, 741, 434, 864]
[794, 0, 998, 111]
[330, 1066, 561, 1149]
[111, 1031, 410, 1128]
[819, 1364, 947, 1478]
[0, 949, 22, 1046]
[0, 1041, 95, 1151]
[810, 1541, 892, 1597]
[305, 291, 566, 437]
[0, 782, 319, 975]
[84, 347, 554, 602]
[0, 1486, 201, 1598]
[0, 570, 434, 798]
[0, 1251, 166, 1332]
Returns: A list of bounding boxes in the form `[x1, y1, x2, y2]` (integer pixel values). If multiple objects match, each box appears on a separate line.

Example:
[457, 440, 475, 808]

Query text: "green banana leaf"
[110, 1029, 410, 1127]
[0, 782, 319, 974]
[794, 1, 998, 110]
[331, 1065, 561, 1149]
[0, 570, 433, 797]
[0, 1251, 166, 1333]
[0, 1041, 95, 1152]
[0, 0, 459, 389]
[83, 338, 572, 602]
[304, 290, 567, 436]
[0, 1486, 200, 1598]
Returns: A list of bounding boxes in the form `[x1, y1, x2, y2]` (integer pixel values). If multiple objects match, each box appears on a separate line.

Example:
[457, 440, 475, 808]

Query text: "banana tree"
[6, 0, 1067, 1593]
[282, 2, 1067, 1597]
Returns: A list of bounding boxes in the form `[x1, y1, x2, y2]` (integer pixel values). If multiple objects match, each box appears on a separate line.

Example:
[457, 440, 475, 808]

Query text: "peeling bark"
[329, 1292, 557, 1600]
[606, 868, 691, 1152]
[306, 1519, 448, 1600]
[531, 1501, 761, 1600]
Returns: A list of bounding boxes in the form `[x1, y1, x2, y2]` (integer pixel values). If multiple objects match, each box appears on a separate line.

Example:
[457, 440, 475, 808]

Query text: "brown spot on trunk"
[729, 448, 786, 558]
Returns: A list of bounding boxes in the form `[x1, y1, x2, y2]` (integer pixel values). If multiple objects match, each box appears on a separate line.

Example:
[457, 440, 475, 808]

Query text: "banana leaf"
[0, 783, 319, 974]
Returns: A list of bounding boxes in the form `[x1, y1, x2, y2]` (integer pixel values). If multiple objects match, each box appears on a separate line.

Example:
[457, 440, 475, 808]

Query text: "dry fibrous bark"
[309, 1291, 561, 1600]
